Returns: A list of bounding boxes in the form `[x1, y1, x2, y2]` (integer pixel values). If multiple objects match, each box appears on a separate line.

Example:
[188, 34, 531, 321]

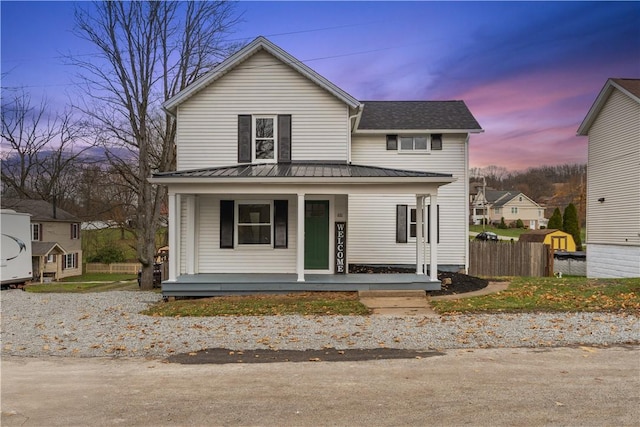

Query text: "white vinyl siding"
[176, 50, 349, 169]
[586, 89, 640, 248]
[195, 195, 297, 273]
[349, 133, 468, 268]
[587, 244, 640, 278]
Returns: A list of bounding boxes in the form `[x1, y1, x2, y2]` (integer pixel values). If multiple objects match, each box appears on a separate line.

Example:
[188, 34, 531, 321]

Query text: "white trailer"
[1, 209, 33, 288]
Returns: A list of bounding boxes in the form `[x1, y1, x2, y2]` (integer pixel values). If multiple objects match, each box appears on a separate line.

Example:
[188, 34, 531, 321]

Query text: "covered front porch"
[161, 272, 441, 297]
[150, 162, 455, 297]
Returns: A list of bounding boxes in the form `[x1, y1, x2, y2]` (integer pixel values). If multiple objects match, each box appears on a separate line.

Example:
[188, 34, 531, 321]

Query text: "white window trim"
[235, 200, 274, 248]
[398, 135, 431, 153]
[252, 115, 277, 164]
[64, 253, 77, 269]
[407, 206, 426, 242]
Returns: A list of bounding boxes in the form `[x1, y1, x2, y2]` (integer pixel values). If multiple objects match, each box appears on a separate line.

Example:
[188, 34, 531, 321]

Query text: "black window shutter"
[386, 134, 398, 150]
[278, 115, 291, 163]
[431, 134, 443, 150]
[274, 200, 288, 248]
[238, 115, 252, 163]
[220, 200, 234, 248]
[396, 204, 407, 243]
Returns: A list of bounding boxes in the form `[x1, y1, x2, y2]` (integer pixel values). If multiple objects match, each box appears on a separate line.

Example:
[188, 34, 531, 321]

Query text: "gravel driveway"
[1, 290, 638, 358]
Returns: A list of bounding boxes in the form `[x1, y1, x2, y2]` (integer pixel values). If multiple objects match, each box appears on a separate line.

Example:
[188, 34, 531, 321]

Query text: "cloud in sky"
[1, 1, 639, 171]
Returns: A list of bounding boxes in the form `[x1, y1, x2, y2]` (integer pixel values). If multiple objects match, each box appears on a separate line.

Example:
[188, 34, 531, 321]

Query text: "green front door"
[305, 200, 329, 270]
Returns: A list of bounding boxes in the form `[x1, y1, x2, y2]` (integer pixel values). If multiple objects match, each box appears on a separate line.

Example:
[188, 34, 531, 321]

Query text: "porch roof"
[151, 162, 452, 183]
[32, 242, 66, 257]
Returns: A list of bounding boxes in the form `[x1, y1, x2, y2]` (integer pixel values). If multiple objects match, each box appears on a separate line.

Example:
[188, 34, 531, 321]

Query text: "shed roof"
[519, 229, 569, 243]
[357, 101, 482, 132]
[0, 199, 80, 222]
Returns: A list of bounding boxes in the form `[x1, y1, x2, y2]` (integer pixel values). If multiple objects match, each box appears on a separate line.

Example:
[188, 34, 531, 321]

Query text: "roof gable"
[164, 36, 360, 113]
[356, 101, 482, 132]
[577, 78, 640, 135]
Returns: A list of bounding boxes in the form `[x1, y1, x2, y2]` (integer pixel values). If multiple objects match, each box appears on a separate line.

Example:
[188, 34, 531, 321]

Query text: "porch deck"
[162, 273, 441, 297]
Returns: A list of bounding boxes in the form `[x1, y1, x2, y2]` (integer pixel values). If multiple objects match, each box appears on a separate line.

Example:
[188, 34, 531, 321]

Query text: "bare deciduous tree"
[1, 90, 91, 213]
[71, 1, 239, 289]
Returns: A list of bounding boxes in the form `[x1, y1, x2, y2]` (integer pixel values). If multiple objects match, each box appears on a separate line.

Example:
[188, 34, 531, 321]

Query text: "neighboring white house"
[470, 187, 546, 229]
[150, 37, 483, 296]
[577, 78, 640, 278]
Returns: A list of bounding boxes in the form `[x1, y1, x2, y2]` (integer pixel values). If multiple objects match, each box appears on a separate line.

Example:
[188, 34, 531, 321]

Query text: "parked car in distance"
[475, 231, 499, 241]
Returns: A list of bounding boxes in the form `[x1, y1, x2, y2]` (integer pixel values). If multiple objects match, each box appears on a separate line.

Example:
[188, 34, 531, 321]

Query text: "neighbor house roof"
[163, 36, 361, 113]
[356, 101, 483, 132]
[152, 162, 453, 181]
[0, 199, 80, 222]
[577, 78, 640, 135]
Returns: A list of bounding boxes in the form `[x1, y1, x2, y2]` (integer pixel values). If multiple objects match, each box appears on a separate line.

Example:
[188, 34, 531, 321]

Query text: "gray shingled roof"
[357, 101, 482, 130]
[0, 199, 80, 222]
[153, 162, 452, 179]
[612, 78, 640, 99]
[32, 242, 67, 256]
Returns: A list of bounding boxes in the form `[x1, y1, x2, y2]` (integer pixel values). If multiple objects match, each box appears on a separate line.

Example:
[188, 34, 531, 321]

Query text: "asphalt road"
[2, 346, 639, 426]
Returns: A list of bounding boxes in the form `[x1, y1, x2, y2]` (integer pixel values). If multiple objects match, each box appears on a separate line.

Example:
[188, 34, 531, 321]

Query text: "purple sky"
[2, 1, 639, 171]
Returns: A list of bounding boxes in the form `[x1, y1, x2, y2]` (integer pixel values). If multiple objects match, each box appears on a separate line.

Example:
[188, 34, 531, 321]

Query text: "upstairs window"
[388, 134, 443, 152]
[71, 223, 80, 239]
[400, 136, 428, 151]
[238, 115, 291, 164]
[31, 223, 41, 241]
[254, 116, 276, 162]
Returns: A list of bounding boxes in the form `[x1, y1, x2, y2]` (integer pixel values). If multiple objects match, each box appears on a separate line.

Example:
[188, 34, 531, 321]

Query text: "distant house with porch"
[150, 37, 483, 296]
[577, 78, 640, 278]
[470, 187, 546, 229]
[1, 199, 82, 281]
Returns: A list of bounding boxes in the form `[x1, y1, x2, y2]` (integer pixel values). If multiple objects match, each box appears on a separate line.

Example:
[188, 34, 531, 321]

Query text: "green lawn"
[26, 273, 138, 293]
[431, 277, 640, 314]
[141, 292, 371, 316]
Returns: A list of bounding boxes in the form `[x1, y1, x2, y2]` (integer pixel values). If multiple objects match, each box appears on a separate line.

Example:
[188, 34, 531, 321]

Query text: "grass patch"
[431, 277, 640, 314]
[142, 292, 371, 317]
[26, 281, 139, 293]
[57, 273, 137, 282]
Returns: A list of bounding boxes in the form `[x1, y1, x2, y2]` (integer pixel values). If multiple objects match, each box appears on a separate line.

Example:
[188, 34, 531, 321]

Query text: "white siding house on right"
[577, 78, 640, 278]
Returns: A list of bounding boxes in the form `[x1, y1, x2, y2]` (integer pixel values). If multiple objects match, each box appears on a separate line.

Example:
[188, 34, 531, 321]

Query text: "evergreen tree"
[548, 208, 563, 230]
[563, 203, 583, 251]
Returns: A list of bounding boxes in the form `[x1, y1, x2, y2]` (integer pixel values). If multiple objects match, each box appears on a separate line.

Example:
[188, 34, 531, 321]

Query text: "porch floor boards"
[162, 273, 441, 297]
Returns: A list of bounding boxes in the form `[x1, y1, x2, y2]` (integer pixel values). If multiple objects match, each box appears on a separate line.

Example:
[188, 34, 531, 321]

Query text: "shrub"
[563, 203, 583, 251]
[87, 245, 127, 264]
[515, 219, 524, 228]
[498, 217, 508, 229]
[548, 208, 563, 230]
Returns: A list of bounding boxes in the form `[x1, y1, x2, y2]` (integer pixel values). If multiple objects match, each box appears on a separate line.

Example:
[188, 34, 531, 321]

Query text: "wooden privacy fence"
[469, 241, 552, 277]
[85, 263, 141, 275]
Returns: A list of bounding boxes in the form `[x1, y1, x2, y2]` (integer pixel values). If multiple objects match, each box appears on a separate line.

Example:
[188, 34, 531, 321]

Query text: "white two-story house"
[150, 37, 483, 296]
[578, 78, 640, 278]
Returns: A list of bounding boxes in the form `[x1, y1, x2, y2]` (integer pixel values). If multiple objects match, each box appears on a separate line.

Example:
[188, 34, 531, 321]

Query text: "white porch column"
[297, 193, 305, 282]
[429, 193, 438, 281]
[416, 195, 424, 275]
[168, 192, 180, 281]
[185, 195, 196, 275]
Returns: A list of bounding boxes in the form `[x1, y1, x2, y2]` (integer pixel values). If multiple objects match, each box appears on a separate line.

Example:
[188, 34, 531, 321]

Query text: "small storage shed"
[519, 229, 576, 252]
